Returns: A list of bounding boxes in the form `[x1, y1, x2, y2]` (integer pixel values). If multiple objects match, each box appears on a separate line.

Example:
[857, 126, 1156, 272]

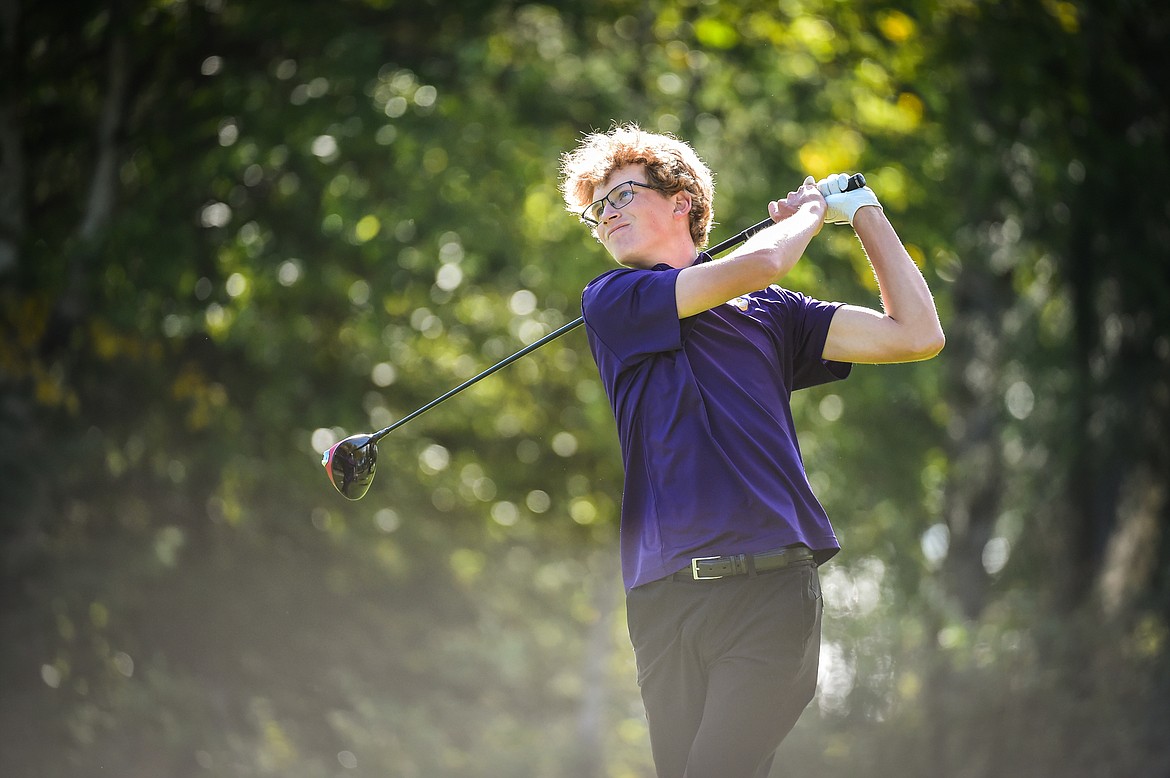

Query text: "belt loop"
[745, 553, 757, 577]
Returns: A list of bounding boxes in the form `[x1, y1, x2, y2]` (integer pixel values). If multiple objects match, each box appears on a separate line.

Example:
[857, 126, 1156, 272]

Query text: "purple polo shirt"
[581, 261, 851, 591]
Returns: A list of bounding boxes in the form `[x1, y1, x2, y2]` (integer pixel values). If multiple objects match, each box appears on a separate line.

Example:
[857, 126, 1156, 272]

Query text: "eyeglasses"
[581, 181, 663, 226]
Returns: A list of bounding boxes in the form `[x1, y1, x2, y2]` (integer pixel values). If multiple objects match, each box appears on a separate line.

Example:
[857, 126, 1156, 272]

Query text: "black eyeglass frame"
[580, 181, 664, 226]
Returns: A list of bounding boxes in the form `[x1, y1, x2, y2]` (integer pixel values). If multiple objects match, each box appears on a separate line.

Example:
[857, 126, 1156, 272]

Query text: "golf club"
[322, 173, 867, 499]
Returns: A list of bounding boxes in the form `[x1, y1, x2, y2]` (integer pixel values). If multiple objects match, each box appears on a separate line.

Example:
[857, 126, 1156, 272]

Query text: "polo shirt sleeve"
[581, 267, 682, 367]
[780, 288, 853, 390]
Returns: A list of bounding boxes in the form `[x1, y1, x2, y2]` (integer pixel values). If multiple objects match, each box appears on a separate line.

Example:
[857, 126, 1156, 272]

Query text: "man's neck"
[618, 240, 700, 270]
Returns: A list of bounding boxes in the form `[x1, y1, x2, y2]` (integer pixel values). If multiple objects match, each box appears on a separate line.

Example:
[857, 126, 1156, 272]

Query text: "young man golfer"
[559, 124, 944, 778]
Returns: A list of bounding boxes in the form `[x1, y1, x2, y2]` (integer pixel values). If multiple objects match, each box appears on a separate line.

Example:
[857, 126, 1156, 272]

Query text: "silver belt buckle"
[691, 556, 723, 580]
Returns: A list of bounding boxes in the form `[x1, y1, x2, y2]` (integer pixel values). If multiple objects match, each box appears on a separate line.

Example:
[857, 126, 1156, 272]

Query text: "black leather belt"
[672, 545, 815, 581]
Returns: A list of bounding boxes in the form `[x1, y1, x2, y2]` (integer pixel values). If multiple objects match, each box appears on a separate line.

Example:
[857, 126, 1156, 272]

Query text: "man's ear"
[673, 190, 693, 217]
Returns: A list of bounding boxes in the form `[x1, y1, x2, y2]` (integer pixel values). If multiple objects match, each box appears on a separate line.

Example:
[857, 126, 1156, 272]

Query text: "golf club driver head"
[321, 433, 379, 500]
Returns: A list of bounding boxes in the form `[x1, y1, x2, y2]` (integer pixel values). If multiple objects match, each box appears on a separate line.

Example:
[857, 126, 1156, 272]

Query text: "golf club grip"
[839, 172, 866, 191]
[707, 173, 866, 256]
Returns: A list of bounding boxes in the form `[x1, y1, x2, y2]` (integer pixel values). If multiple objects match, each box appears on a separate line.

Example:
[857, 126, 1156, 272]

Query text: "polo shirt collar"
[651, 251, 712, 272]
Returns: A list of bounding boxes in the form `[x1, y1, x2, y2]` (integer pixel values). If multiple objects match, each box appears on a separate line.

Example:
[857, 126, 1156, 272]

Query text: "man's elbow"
[743, 247, 792, 288]
[908, 325, 945, 361]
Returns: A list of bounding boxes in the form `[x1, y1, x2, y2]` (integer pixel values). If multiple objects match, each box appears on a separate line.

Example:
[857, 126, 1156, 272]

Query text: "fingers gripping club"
[817, 173, 881, 226]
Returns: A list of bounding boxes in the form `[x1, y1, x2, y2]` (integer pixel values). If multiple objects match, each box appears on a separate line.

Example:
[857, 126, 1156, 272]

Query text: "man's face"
[590, 165, 688, 269]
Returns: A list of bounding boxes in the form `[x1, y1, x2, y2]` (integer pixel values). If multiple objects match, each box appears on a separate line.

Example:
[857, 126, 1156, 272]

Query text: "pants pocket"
[800, 564, 823, 642]
[625, 581, 679, 687]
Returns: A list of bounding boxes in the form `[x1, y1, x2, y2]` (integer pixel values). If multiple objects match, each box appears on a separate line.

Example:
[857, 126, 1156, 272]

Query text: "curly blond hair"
[559, 123, 715, 248]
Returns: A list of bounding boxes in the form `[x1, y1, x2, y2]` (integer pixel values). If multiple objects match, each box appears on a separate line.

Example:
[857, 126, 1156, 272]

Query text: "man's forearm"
[853, 207, 945, 353]
[742, 204, 824, 281]
[675, 203, 822, 319]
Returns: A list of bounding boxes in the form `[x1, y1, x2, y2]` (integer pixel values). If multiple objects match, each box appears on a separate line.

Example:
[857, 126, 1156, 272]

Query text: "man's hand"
[674, 177, 826, 320]
[817, 173, 882, 226]
[768, 176, 826, 232]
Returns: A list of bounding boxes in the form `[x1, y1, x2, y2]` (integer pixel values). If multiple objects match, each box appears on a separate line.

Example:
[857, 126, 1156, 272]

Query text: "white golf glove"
[817, 173, 882, 226]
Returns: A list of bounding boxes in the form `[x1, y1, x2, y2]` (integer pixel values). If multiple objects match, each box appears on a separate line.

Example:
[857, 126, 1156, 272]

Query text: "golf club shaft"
[366, 173, 865, 445]
[368, 317, 584, 444]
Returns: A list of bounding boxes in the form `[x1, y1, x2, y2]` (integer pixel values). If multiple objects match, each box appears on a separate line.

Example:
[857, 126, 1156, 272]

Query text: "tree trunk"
[0, 0, 23, 275]
[44, 17, 131, 353]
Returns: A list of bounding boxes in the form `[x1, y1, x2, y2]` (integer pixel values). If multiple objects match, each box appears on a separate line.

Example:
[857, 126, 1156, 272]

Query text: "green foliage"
[2, 0, 1167, 776]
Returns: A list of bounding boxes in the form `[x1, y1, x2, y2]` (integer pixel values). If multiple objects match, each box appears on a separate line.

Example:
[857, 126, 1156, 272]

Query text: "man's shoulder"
[585, 266, 634, 289]
[738, 284, 802, 311]
[583, 265, 677, 302]
[759, 283, 801, 300]
[756, 284, 834, 311]
[582, 268, 630, 311]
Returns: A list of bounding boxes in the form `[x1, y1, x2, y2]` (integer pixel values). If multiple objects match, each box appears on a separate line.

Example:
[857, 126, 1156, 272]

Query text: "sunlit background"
[2, 1, 1168, 776]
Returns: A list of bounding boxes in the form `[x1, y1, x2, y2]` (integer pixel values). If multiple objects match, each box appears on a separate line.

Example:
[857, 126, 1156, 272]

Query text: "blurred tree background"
[2, 0, 1167, 775]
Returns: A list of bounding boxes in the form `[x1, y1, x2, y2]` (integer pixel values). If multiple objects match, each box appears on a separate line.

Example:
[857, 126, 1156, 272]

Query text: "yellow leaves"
[851, 57, 924, 136]
[450, 547, 486, 585]
[696, 12, 839, 60]
[422, 146, 449, 174]
[853, 90, 925, 136]
[781, 50, 819, 80]
[89, 601, 110, 629]
[743, 13, 785, 46]
[866, 165, 910, 211]
[789, 16, 838, 61]
[3, 297, 169, 416]
[1130, 614, 1167, 659]
[569, 497, 598, 525]
[354, 214, 381, 243]
[0, 295, 59, 407]
[877, 10, 917, 43]
[4, 293, 50, 350]
[203, 301, 234, 340]
[693, 17, 738, 50]
[897, 669, 922, 701]
[1, 297, 73, 412]
[484, 32, 515, 73]
[90, 319, 123, 360]
[88, 318, 162, 363]
[171, 362, 228, 430]
[33, 363, 79, 413]
[798, 126, 865, 179]
[897, 92, 925, 125]
[251, 700, 299, 772]
[1043, 0, 1080, 33]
